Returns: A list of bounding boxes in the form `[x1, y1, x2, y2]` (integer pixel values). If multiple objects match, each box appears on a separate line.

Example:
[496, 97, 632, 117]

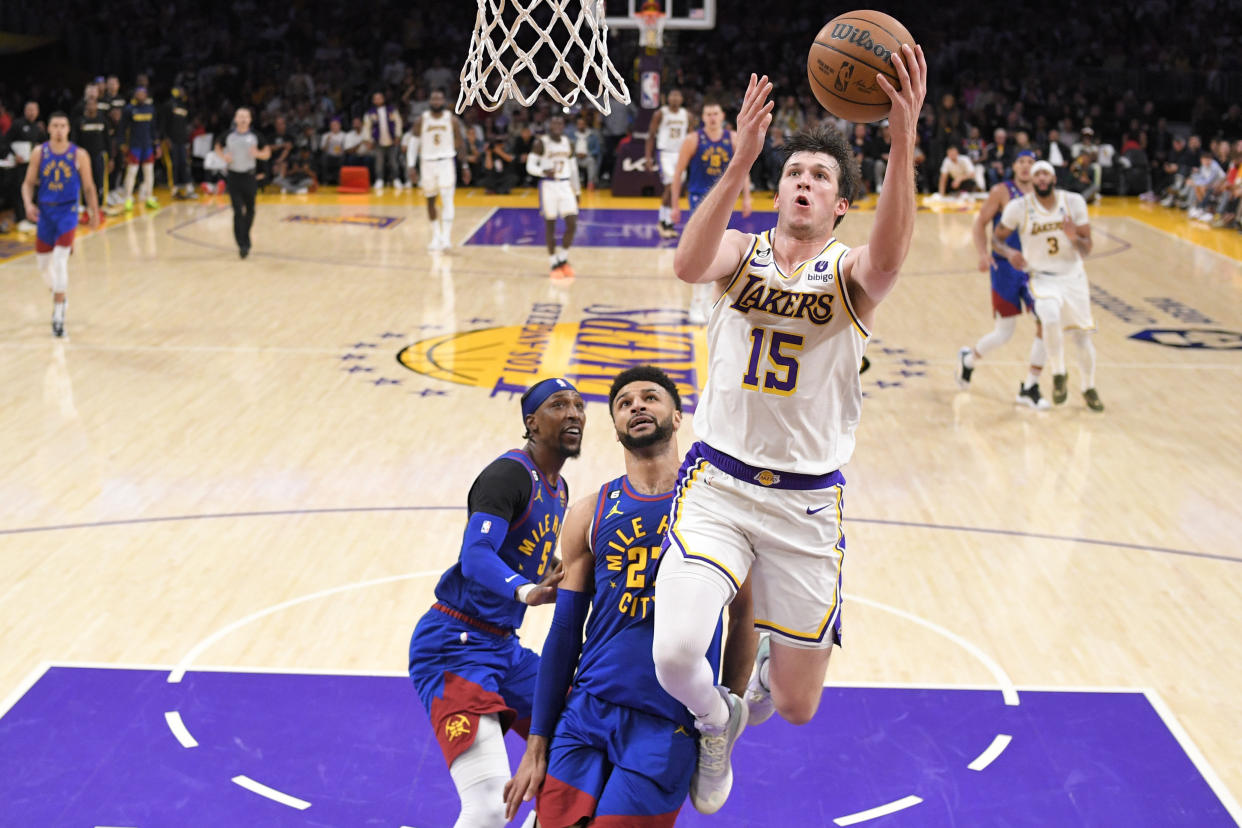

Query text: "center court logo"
[283, 214, 404, 229]
[397, 304, 707, 411]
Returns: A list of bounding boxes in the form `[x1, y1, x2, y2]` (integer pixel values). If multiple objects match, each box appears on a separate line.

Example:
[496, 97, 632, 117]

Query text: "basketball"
[808, 10, 914, 123]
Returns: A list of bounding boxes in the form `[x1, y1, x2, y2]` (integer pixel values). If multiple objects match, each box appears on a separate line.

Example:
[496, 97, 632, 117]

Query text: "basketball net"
[457, 0, 631, 115]
[636, 8, 665, 51]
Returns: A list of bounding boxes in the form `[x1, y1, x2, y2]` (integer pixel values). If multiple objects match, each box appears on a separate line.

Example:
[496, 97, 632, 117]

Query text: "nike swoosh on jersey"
[805, 504, 833, 515]
[505, 574, 520, 582]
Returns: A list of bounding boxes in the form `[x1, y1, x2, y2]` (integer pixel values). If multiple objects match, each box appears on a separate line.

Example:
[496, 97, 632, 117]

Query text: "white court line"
[968, 733, 1012, 771]
[164, 710, 198, 748]
[0, 342, 343, 355]
[167, 569, 440, 682]
[847, 593, 1020, 706]
[231, 775, 311, 810]
[1144, 689, 1242, 823]
[456, 206, 497, 246]
[0, 662, 51, 718]
[833, 795, 923, 825]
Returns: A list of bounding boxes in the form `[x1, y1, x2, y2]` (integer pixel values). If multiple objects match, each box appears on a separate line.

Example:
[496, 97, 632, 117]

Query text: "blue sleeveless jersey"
[991, 180, 1025, 260]
[37, 143, 81, 205]
[686, 128, 734, 197]
[434, 450, 568, 631]
[573, 475, 722, 728]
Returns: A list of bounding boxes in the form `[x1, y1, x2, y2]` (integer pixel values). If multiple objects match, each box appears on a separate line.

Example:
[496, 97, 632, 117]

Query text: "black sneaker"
[52, 319, 64, 337]
[955, 347, 973, 389]
[239, 245, 250, 259]
[1052, 373, 1068, 404]
[1083, 388, 1105, 412]
[1016, 382, 1050, 409]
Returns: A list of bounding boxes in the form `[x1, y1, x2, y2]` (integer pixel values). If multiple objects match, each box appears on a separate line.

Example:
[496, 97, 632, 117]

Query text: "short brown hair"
[781, 125, 861, 227]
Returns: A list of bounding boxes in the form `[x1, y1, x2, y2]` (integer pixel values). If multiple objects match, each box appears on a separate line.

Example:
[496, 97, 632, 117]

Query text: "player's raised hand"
[732, 73, 774, 166]
[503, 735, 549, 820]
[877, 44, 927, 141]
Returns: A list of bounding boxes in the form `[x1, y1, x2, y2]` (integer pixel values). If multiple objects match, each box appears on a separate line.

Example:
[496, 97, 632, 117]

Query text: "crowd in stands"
[1, 0, 1240, 231]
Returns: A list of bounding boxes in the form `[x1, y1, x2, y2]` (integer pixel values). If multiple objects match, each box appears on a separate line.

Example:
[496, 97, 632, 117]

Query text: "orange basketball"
[808, 10, 914, 123]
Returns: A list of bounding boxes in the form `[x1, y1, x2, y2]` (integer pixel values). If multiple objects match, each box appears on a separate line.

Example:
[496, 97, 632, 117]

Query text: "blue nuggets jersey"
[574, 475, 722, 729]
[991, 180, 1025, 260]
[37, 143, 81, 205]
[434, 450, 568, 631]
[686, 128, 734, 197]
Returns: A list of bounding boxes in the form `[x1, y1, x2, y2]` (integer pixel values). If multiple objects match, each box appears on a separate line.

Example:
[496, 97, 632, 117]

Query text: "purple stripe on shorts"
[694, 443, 845, 491]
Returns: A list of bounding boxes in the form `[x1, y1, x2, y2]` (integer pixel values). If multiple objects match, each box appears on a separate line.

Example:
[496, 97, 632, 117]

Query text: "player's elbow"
[672, 255, 705, 284]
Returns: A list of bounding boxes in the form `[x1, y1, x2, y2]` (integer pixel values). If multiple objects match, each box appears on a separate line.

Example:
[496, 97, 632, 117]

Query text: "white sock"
[1025, 336, 1046, 388]
[1035, 300, 1065, 375]
[142, 163, 155, 200]
[549, 253, 560, 267]
[1071, 330, 1097, 390]
[972, 315, 1017, 362]
[124, 165, 138, 199]
[555, 245, 568, 264]
[52, 300, 66, 323]
[659, 205, 670, 224]
[441, 219, 453, 244]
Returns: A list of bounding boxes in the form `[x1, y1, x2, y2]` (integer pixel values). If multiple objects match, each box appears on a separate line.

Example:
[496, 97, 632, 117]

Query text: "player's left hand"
[88, 208, 100, 230]
[878, 43, 927, 142]
[732, 73, 774, 167]
[503, 735, 549, 820]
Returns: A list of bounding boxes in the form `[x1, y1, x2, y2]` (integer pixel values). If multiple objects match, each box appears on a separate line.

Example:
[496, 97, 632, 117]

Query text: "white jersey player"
[651, 51, 926, 816]
[526, 115, 578, 279]
[645, 89, 693, 238]
[994, 160, 1104, 411]
[409, 89, 469, 251]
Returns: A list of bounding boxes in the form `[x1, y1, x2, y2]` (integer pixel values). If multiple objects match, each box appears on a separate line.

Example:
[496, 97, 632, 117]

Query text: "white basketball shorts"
[420, 157, 456, 199]
[539, 179, 578, 220]
[658, 442, 846, 649]
[1029, 267, 1096, 331]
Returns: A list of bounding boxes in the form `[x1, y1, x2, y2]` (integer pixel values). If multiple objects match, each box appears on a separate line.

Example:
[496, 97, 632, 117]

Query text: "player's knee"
[773, 689, 821, 726]
[651, 633, 698, 688]
[455, 792, 506, 828]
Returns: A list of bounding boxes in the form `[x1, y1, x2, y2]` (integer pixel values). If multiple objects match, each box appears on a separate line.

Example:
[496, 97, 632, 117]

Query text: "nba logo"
[641, 71, 660, 109]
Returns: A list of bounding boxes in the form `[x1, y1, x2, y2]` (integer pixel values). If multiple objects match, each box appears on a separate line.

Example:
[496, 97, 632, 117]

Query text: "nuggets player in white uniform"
[527, 115, 578, 280]
[994, 160, 1104, 411]
[410, 88, 469, 252]
[645, 89, 692, 238]
[650, 49, 926, 816]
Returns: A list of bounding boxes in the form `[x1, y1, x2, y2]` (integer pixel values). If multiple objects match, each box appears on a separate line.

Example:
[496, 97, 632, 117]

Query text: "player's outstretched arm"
[972, 183, 1008, 272]
[504, 497, 595, 820]
[841, 44, 927, 316]
[673, 73, 773, 285]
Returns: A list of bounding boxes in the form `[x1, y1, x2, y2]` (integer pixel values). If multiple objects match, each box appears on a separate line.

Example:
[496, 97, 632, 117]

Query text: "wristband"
[516, 583, 536, 602]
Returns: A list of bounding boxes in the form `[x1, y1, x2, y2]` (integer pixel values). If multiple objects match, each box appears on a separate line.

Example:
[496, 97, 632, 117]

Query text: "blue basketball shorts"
[536, 689, 695, 828]
[407, 606, 538, 765]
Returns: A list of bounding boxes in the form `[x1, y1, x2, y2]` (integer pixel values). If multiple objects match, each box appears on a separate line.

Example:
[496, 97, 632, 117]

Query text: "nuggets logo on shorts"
[444, 713, 472, 741]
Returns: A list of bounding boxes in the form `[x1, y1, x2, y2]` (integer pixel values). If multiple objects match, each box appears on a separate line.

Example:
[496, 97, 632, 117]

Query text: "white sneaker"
[690, 687, 747, 814]
[17, 219, 36, 233]
[743, 633, 775, 725]
[394, 179, 405, 191]
[373, 181, 383, 193]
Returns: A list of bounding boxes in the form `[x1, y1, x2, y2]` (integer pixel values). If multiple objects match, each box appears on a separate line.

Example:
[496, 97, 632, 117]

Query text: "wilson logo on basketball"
[829, 24, 894, 62]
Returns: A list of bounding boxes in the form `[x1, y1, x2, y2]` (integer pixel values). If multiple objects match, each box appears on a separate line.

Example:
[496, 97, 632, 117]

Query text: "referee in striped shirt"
[214, 108, 271, 259]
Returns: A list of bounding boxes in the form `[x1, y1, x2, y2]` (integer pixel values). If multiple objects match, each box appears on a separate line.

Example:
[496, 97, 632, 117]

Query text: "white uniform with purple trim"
[999, 189, 1095, 330]
[662, 229, 869, 648]
[538, 135, 577, 219]
[656, 106, 690, 186]
[418, 110, 457, 199]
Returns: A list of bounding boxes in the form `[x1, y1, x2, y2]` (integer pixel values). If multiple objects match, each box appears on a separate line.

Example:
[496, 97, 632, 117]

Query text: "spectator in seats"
[267, 115, 294, 186]
[985, 127, 1013, 187]
[1071, 127, 1103, 202]
[572, 114, 600, 192]
[344, 116, 370, 175]
[320, 118, 347, 185]
[937, 145, 977, 198]
[1043, 128, 1071, 169]
[1187, 149, 1225, 221]
[363, 91, 403, 191]
[481, 133, 517, 194]
[509, 124, 537, 188]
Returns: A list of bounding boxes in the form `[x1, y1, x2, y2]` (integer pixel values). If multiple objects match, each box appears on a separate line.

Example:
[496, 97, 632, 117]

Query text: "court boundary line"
[1144, 688, 1242, 823]
[1124, 215, 1242, 264]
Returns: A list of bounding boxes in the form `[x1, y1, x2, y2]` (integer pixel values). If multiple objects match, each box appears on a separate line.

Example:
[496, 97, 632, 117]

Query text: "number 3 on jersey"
[742, 326, 804, 396]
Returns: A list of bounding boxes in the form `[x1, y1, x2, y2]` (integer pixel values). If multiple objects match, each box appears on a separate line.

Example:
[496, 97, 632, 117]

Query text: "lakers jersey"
[695, 230, 869, 474]
[1000, 189, 1089, 275]
[433, 450, 568, 630]
[656, 106, 690, 153]
[419, 111, 456, 163]
[541, 134, 574, 181]
[575, 475, 721, 727]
